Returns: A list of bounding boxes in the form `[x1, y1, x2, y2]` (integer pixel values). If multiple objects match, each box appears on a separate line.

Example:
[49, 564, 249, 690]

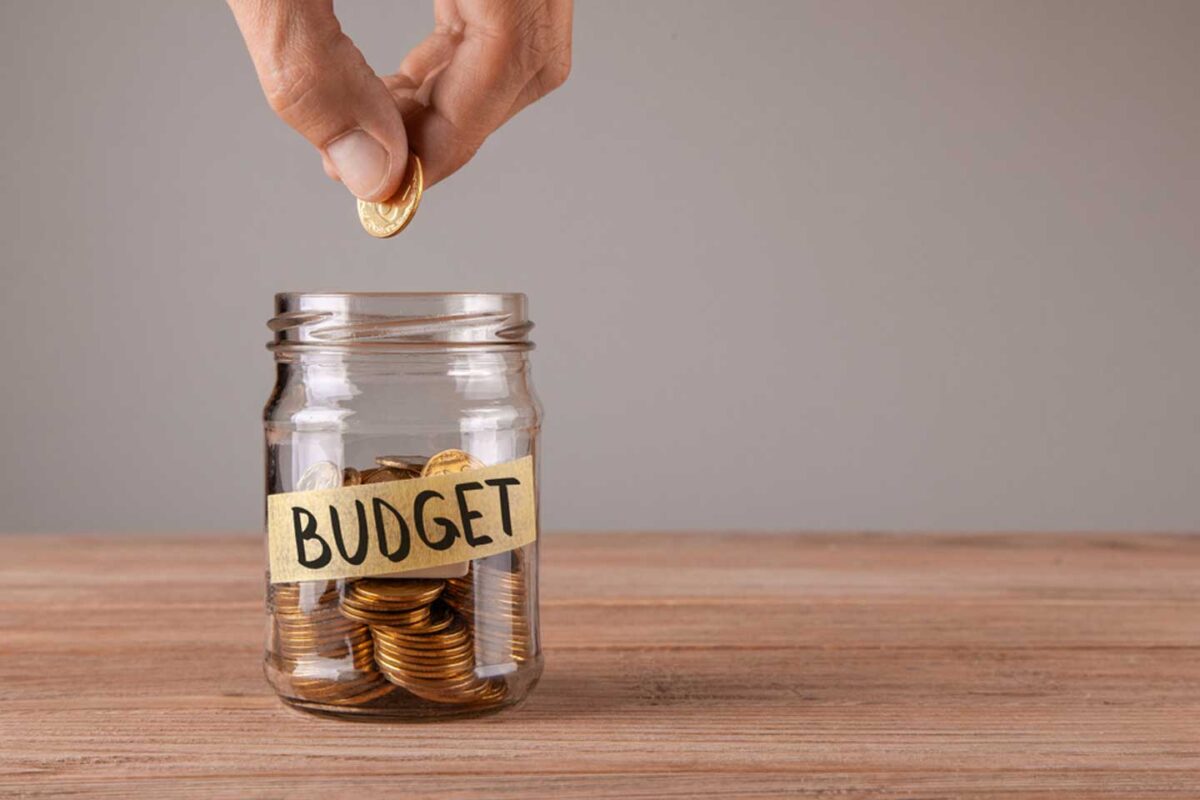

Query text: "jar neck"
[276, 348, 532, 375]
[268, 292, 534, 357]
[266, 346, 539, 428]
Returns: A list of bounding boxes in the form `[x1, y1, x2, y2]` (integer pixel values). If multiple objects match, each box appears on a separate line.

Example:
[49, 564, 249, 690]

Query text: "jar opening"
[268, 292, 533, 352]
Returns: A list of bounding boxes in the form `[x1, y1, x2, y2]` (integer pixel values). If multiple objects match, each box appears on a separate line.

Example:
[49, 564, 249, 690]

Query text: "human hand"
[227, 0, 572, 201]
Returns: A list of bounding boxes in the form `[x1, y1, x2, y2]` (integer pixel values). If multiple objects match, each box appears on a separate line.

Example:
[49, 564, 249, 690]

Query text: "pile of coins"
[445, 556, 534, 666]
[342, 454, 423, 486]
[268, 449, 534, 709]
[340, 578, 443, 627]
[268, 581, 396, 706]
[373, 604, 507, 705]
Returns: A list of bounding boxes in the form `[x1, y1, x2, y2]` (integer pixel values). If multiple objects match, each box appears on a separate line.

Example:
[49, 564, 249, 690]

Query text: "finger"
[381, 26, 458, 133]
[397, 1, 568, 185]
[226, 0, 408, 201]
[395, 26, 459, 96]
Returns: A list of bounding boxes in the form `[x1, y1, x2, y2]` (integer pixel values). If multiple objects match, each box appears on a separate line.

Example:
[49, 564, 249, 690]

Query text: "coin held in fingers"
[357, 154, 424, 238]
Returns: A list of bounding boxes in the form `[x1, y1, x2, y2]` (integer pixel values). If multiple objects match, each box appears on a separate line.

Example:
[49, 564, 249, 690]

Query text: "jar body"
[262, 293, 542, 720]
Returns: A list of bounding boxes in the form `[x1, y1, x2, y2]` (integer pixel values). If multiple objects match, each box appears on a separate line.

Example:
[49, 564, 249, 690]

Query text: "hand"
[227, 0, 572, 201]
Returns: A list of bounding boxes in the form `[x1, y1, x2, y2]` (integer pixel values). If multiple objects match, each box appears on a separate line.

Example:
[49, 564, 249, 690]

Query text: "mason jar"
[262, 292, 543, 719]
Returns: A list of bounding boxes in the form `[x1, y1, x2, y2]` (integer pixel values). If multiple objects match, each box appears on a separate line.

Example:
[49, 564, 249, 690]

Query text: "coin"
[376, 455, 428, 470]
[296, 461, 342, 492]
[363, 466, 412, 484]
[421, 449, 485, 477]
[271, 581, 342, 616]
[340, 602, 432, 627]
[357, 154, 424, 238]
[343, 467, 362, 486]
[348, 579, 444, 607]
[289, 673, 396, 705]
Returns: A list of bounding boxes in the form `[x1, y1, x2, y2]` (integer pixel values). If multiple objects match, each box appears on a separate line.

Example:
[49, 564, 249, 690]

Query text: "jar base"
[279, 693, 525, 722]
[267, 654, 544, 722]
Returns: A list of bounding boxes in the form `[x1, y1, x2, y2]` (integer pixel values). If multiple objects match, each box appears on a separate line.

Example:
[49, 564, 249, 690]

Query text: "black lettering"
[455, 481, 491, 546]
[414, 490, 460, 550]
[292, 506, 331, 569]
[484, 477, 521, 536]
[329, 501, 370, 565]
[372, 497, 410, 563]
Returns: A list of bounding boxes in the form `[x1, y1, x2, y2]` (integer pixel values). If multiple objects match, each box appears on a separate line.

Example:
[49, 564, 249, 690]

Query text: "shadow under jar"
[262, 292, 543, 720]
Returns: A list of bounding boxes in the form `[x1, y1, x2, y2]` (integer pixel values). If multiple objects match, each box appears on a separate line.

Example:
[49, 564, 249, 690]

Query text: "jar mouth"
[268, 292, 533, 351]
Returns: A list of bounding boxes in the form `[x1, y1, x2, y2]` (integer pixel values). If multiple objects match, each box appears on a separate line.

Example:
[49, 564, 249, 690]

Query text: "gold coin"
[290, 674, 394, 705]
[409, 604, 456, 632]
[339, 602, 432, 627]
[274, 611, 352, 623]
[275, 615, 350, 628]
[274, 628, 358, 644]
[348, 579, 444, 606]
[273, 602, 342, 618]
[295, 680, 394, 706]
[375, 455, 427, 470]
[395, 467, 422, 480]
[375, 639, 475, 661]
[374, 620, 469, 646]
[374, 625, 469, 647]
[272, 648, 375, 672]
[276, 634, 372, 650]
[271, 581, 340, 604]
[357, 154, 424, 238]
[363, 467, 412, 484]
[336, 681, 399, 705]
[421, 449, 485, 477]
[275, 626, 368, 643]
[373, 649, 476, 675]
[343, 467, 362, 486]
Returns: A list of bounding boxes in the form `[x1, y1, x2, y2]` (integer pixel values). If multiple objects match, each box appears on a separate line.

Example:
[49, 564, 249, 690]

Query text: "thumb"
[228, 0, 408, 201]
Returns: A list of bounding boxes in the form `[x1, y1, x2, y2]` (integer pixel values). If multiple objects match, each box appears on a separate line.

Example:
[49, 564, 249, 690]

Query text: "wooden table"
[1, 533, 1197, 798]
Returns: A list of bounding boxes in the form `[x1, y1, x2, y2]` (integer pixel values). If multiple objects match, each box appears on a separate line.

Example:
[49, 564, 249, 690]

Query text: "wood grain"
[0, 532, 1197, 798]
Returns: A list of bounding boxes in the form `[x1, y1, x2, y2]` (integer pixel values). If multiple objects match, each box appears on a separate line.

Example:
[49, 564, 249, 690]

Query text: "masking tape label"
[267, 456, 536, 584]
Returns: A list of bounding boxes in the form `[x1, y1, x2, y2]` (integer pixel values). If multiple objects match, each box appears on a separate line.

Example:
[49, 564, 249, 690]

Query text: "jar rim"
[275, 291, 527, 300]
[268, 291, 533, 352]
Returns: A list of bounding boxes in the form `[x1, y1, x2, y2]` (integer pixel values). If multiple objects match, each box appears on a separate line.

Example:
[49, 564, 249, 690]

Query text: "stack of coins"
[376, 454, 427, 473]
[339, 579, 443, 627]
[344, 460, 423, 486]
[444, 555, 534, 666]
[338, 577, 508, 706]
[372, 607, 507, 705]
[269, 581, 395, 706]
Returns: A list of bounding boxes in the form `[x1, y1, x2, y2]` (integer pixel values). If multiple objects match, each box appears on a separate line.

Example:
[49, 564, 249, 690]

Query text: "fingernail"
[325, 130, 390, 199]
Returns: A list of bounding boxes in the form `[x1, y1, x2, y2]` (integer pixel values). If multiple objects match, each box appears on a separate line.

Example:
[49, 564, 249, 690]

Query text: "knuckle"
[257, 28, 350, 126]
[518, 13, 556, 62]
[543, 45, 571, 90]
[262, 63, 321, 119]
[487, 2, 567, 79]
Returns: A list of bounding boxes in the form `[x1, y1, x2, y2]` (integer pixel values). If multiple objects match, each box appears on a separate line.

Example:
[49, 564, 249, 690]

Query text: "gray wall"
[1, 1, 1197, 533]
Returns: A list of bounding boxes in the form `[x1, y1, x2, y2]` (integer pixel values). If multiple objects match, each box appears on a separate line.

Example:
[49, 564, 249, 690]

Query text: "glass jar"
[262, 292, 543, 719]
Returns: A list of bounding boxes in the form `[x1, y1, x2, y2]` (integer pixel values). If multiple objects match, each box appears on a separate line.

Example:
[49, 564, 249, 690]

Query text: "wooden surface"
[1, 533, 1198, 798]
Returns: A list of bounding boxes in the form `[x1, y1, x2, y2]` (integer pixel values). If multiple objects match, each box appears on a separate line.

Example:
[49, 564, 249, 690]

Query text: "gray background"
[1, 1, 1197, 533]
